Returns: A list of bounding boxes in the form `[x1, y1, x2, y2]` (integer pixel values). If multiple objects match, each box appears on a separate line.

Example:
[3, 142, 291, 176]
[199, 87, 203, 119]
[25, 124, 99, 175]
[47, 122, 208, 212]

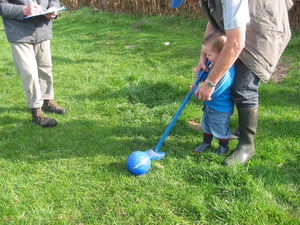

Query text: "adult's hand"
[23, 4, 41, 16]
[193, 22, 214, 74]
[193, 53, 209, 74]
[44, 7, 57, 20]
[44, 12, 57, 20]
[194, 82, 214, 101]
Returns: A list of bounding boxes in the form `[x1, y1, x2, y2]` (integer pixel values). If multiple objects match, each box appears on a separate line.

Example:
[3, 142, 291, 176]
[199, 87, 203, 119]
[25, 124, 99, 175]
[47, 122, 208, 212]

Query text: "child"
[192, 30, 235, 155]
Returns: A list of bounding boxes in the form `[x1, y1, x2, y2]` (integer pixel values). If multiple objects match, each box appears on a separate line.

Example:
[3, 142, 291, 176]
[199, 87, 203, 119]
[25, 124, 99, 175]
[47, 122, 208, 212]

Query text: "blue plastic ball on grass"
[126, 151, 151, 175]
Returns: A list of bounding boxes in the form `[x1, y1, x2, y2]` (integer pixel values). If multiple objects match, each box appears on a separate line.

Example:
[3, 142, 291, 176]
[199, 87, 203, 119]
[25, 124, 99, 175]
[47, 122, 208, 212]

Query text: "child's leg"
[207, 105, 233, 155]
[192, 132, 213, 153]
[214, 138, 229, 155]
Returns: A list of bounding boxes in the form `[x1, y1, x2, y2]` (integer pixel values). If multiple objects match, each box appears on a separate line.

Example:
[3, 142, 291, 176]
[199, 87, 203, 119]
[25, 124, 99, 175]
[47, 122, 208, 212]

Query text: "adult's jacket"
[0, 0, 60, 43]
[201, 0, 293, 83]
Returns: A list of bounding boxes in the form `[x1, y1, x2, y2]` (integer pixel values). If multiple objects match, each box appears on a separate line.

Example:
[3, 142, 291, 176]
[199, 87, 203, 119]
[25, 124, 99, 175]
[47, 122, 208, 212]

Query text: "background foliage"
[60, 0, 300, 29]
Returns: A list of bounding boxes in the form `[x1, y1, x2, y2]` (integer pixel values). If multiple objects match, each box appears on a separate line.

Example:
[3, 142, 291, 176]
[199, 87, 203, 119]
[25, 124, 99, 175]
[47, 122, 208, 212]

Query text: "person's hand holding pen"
[23, 0, 57, 20]
[23, 0, 42, 16]
[35, 0, 49, 12]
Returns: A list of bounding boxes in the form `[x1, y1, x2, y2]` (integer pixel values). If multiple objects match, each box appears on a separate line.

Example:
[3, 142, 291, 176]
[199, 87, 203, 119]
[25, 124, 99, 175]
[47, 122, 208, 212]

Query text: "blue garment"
[205, 65, 235, 112]
[193, 65, 235, 139]
[193, 65, 235, 112]
[201, 104, 233, 139]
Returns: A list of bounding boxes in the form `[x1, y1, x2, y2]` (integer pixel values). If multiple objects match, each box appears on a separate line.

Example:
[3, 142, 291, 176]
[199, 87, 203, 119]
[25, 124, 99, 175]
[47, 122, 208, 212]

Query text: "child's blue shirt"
[205, 65, 235, 112]
[194, 65, 235, 113]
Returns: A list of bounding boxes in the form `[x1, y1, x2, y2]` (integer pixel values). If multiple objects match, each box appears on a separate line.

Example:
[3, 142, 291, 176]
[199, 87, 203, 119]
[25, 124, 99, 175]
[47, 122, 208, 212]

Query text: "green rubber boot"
[229, 126, 239, 140]
[224, 107, 258, 165]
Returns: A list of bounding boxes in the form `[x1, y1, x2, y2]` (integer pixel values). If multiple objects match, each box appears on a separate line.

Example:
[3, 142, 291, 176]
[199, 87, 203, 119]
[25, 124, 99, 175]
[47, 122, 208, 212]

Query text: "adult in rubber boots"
[171, 0, 293, 164]
[224, 58, 260, 164]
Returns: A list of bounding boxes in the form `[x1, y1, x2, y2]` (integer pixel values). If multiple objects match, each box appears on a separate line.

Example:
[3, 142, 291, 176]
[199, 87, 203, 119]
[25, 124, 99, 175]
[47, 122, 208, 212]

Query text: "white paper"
[24, 6, 67, 19]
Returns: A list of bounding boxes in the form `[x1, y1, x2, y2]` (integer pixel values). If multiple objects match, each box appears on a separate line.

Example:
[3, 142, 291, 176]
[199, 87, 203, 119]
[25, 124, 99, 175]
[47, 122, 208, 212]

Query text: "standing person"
[0, 0, 66, 127]
[192, 30, 235, 155]
[171, 0, 293, 164]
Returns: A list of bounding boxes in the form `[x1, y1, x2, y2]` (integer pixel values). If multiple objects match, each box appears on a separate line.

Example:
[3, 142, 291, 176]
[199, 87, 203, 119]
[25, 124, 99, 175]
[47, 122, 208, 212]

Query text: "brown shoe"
[42, 99, 67, 114]
[31, 108, 57, 127]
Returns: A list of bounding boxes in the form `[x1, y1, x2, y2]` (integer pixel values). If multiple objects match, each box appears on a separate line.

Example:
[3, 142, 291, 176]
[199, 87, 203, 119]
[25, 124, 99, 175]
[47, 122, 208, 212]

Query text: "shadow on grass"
[1, 75, 299, 179]
[0, 113, 196, 156]
[95, 80, 188, 108]
[0, 106, 29, 126]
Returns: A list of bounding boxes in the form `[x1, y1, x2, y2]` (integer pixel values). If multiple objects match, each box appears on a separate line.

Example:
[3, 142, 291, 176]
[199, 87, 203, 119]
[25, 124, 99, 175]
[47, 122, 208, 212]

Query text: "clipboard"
[24, 6, 67, 19]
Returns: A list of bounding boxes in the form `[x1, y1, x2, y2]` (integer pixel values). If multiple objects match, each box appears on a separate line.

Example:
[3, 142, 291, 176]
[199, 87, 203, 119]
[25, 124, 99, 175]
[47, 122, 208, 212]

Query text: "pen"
[30, 0, 47, 12]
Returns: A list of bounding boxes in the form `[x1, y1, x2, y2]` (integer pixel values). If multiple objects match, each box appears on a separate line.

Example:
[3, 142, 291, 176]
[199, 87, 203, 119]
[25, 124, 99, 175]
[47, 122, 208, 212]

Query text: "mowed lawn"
[0, 7, 299, 225]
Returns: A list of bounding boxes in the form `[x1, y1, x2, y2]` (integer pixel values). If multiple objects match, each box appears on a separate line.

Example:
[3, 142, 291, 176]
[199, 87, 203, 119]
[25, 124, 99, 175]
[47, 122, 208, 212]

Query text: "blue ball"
[126, 151, 151, 175]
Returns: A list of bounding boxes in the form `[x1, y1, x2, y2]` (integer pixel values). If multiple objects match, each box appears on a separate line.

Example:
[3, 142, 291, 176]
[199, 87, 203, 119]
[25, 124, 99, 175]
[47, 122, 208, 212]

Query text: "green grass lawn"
[0, 7, 299, 224]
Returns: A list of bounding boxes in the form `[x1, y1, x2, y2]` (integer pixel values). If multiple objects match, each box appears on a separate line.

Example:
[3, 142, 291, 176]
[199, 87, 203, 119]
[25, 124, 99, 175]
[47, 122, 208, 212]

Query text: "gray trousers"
[10, 40, 54, 109]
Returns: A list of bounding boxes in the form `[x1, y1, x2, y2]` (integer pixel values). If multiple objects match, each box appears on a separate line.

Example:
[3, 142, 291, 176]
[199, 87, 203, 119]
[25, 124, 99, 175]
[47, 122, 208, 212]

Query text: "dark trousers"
[232, 59, 260, 109]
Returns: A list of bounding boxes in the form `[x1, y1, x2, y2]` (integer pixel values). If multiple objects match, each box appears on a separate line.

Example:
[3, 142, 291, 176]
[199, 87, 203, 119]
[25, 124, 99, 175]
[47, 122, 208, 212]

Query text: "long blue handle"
[154, 62, 210, 152]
